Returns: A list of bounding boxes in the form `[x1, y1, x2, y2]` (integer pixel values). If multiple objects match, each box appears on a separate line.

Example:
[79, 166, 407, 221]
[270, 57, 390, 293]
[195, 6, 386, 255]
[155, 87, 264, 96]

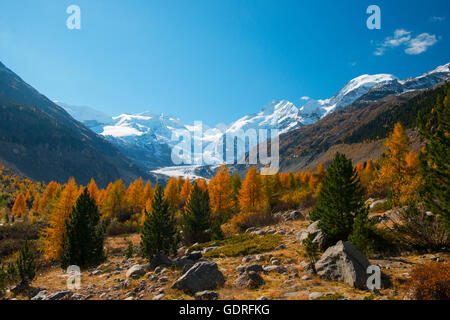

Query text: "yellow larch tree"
[87, 178, 100, 203]
[239, 167, 263, 212]
[180, 177, 192, 204]
[165, 177, 180, 209]
[12, 193, 27, 218]
[40, 177, 78, 260]
[208, 164, 234, 219]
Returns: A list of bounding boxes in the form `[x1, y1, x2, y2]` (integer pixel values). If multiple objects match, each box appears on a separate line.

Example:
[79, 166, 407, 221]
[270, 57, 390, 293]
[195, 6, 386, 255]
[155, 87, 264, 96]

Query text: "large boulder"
[171, 261, 225, 294]
[297, 220, 327, 250]
[314, 241, 370, 289]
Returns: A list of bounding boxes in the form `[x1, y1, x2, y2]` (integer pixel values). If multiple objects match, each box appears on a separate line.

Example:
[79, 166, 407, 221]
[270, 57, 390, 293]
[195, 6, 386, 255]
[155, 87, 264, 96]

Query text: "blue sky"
[0, 0, 449, 126]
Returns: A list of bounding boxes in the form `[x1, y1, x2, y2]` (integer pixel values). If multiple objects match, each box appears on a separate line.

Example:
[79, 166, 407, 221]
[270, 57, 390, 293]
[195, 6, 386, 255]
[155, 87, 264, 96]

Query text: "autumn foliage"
[406, 262, 450, 300]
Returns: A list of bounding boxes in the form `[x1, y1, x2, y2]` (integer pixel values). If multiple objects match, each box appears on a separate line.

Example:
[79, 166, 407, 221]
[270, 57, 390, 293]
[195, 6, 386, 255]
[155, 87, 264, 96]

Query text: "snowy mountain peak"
[59, 62, 449, 172]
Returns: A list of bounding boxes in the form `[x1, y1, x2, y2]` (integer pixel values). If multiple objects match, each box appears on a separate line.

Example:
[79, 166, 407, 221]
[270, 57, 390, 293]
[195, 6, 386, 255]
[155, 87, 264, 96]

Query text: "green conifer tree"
[417, 82, 450, 233]
[16, 240, 36, 285]
[303, 233, 319, 266]
[140, 183, 177, 259]
[182, 184, 212, 245]
[310, 152, 365, 245]
[349, 207, 375, 255]
[61, 188, 105, 269]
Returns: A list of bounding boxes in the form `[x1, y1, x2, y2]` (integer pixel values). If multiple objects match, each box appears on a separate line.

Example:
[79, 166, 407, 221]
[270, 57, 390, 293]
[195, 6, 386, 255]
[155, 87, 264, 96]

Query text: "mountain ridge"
[60, 62, 449, 174]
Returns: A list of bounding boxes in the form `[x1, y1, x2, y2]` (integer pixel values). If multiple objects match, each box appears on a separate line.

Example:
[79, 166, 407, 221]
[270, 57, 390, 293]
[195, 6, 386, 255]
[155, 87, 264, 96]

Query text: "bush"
[204, 234, 282, 258]
[280, 190, 316, 210]
[406, 262, 450, 300]
[0, 222, 42, 241]
[392, 205, 448, 251]
[349, 208, 375, 255]
[190, 233, 254, 251]
[106, 220, 138, 237]
[303, 233, 319, 265]
[228, 211, 279, 234]
[125, 241, 133, 259]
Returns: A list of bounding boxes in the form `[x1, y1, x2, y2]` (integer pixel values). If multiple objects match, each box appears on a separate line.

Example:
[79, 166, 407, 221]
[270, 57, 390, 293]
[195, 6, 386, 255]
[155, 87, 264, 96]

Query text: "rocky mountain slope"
[0, 61, 156, 187]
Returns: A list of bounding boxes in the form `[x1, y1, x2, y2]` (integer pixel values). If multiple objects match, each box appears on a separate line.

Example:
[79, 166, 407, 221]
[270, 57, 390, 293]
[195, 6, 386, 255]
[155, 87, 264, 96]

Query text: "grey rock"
[186, 251, 202, 261]
[173, 257, 195, 269]
[194, 290, 219, 300]
[44, 290, 73, 300]
[315, 241, 370, 289]
[126, 264, 148, 279]
[237, 264, 264, 274]
[234, 271, 264, 289]
[31, 290, 48, 300]
[298, 220, 327, 250]
[171, 261, 225, 294]
[309, 292, 324, 300]
[263, 265, 287, 274]
[152, 293, 165, 300]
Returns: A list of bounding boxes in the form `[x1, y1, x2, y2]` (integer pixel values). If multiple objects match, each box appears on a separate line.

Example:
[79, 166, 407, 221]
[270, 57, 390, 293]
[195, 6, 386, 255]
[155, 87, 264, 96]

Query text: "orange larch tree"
[12, 193, 27, 218]
[165, 177, 180, 209]
[208, 164, 234, 219]
[40, 177, 79, 260]
[239, 167, 263, 212]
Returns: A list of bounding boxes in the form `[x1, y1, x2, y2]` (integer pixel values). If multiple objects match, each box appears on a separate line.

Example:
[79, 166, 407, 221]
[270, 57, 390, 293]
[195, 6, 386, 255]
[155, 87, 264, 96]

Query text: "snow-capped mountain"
[54, 102, 113, 127]
[59, 62, 449, 174]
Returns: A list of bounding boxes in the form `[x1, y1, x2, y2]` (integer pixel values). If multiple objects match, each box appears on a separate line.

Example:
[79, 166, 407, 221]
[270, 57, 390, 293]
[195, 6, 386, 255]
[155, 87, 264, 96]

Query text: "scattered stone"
[91, 270, 103, 276]
[370, 199, 387, 209]
[263, 265, 287, 274]
[45, 290, 73, 300]
[297, 220, 327, 250]
[126, 264, 148, 279]
[237, 264, 264, 274]
[234, 271, 264, 289]
[202, 246, 220, 254]
[171, 261, 225, 294]
[284, 290, 310, 298]
[195, 290, 219, 300]
[257, 295, 268, 300]
[31, 290, 48, 300]
[186, 251, 203, 261]
[309, 292, 324, 300]
[152, 293, 165, 300]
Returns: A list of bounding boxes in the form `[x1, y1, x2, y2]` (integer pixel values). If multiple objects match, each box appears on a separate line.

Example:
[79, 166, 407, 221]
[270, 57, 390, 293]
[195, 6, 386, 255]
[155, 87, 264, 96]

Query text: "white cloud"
[405, 33, 438, 55]
[300, 96, 310, 100]
[374, 29, 438, 56]
[430, 16, 445, 22]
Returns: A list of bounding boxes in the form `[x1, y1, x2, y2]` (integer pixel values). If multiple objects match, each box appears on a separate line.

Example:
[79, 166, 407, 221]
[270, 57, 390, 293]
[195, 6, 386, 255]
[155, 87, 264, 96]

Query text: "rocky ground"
[4, 210, 448, 301]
